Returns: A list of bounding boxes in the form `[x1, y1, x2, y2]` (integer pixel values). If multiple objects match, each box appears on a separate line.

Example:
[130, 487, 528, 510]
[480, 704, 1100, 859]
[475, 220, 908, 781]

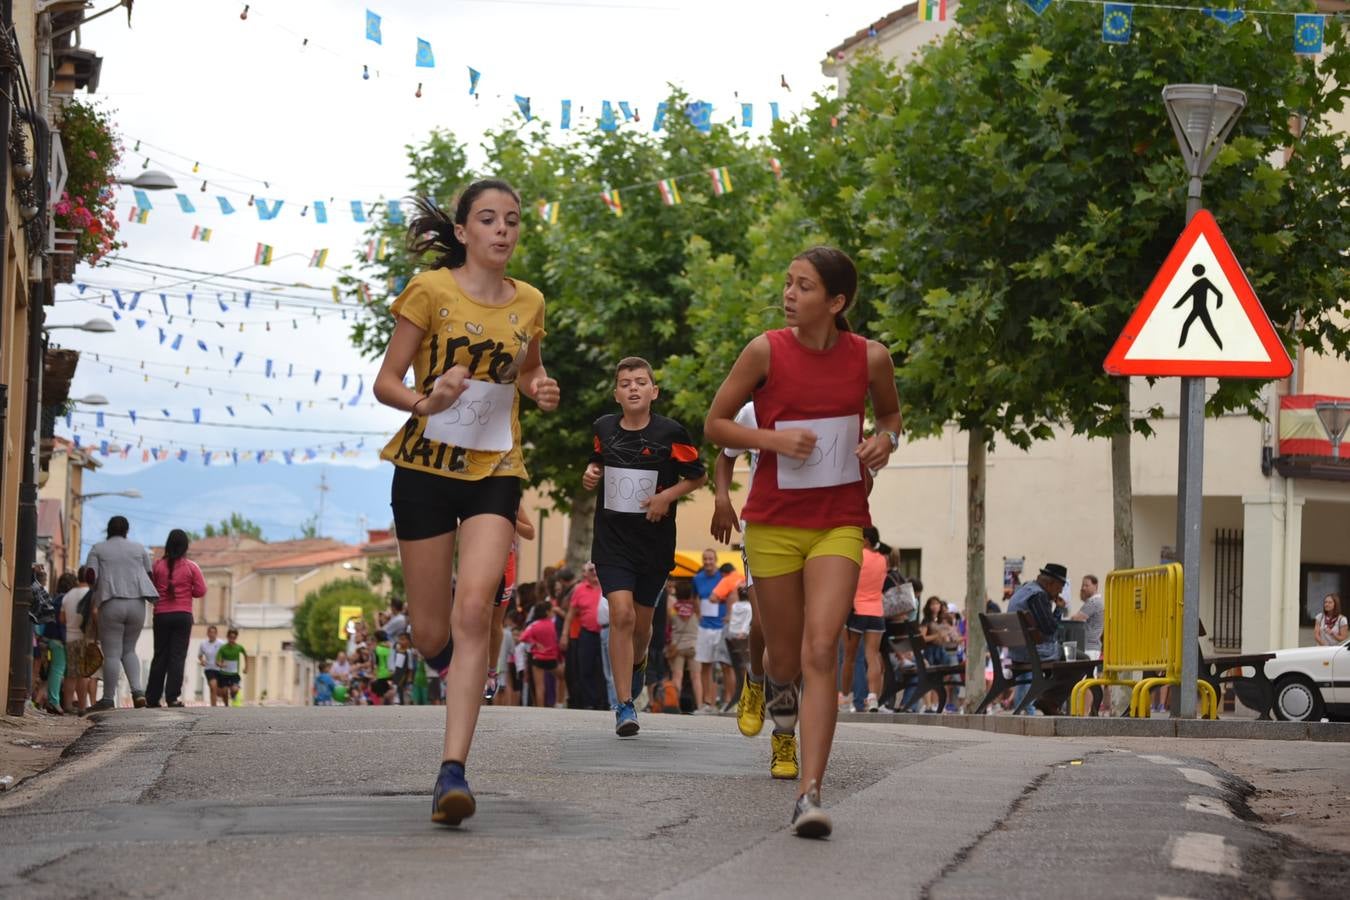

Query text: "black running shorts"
[594, 564, 668, 609]
[390, 468, 521, 541]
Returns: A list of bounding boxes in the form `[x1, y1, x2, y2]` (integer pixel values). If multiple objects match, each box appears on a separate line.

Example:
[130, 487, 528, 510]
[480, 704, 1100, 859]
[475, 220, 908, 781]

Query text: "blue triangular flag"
[255, 198, 283, 220]
[1023, 0, 1053, 15]
[741, 103, 753, 127]
[217, 196, 235, 215]
[618, 101, 634, 121]
[1201, 8, 1245, 27]
[314, 200, 327, 223]
[192, 408, 202, 423]
[133, 189, 153, 211]
[129, 291, 140, 310]
[467, 66, 481, 95]
[96, 412, 104, 427]
[560, 99, 571, 129]
[112, 289, 124, 309]
[160, 293, 169, 314]
[171, 334, 183, 351]
[653, 101, 668, 132]
[176, 193, 195, 213]
[350, 200, 367, 223]
[599, 100, 618, 132]
[197, 339, 208, 351]
[365, 9, 382, 43]
[386, 199, 404, 224]
[516, 95, 532, 121]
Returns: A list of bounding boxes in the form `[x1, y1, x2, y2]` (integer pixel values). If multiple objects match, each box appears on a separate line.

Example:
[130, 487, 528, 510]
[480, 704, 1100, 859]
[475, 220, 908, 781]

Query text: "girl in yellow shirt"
[374, 179, 560, 827]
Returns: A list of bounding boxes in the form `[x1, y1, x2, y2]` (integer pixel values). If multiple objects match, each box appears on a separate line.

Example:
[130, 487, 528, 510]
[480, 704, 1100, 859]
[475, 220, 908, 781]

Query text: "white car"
[1264, 640, 1350, 722]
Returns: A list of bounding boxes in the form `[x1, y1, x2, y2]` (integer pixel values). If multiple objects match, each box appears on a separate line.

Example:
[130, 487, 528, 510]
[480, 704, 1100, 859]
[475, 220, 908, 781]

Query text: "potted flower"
[53, 99, 124, 280]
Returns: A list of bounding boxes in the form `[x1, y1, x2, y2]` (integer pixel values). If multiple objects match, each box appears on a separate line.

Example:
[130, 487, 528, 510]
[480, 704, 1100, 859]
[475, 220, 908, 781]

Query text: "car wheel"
[1273, 675, 1325, 722]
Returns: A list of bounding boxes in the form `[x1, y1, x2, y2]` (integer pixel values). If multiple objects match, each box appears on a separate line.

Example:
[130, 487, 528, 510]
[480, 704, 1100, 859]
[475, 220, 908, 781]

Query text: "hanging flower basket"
[53, 98, 124, 267]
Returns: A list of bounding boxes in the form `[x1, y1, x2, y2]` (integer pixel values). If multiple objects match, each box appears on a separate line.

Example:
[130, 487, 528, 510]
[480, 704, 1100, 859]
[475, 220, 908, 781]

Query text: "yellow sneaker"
[770, 730, 799, 780]
[738, 677, 765, 737]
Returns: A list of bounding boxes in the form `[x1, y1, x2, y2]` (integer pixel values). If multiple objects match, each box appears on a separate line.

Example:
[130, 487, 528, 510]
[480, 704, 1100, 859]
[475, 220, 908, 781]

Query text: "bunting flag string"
[68, 409, 386, 436]
[64, 424, 374, 466]
[70, 290, 351, 329]
[1032, 1, 1338, 54]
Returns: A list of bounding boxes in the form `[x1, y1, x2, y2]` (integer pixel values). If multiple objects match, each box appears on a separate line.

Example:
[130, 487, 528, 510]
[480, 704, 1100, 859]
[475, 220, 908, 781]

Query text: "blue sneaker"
[430, 761, 475, 826]
[615, 700, 639, 737]
[630, 655, 648, 701]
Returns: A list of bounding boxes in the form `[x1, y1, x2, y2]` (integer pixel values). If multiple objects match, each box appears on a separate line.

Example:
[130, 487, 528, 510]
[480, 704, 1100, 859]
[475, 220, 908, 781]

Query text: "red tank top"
[740, 328, 871, 529]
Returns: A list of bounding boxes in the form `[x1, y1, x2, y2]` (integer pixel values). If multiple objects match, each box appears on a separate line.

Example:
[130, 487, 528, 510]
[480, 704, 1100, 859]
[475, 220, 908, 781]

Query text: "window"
[897, 549, 922, 582]
[1300, 564, 1349, 628]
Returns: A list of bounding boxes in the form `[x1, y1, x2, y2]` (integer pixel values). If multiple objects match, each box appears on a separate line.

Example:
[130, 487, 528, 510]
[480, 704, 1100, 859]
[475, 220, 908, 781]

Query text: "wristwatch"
[880, 430, 899, 451]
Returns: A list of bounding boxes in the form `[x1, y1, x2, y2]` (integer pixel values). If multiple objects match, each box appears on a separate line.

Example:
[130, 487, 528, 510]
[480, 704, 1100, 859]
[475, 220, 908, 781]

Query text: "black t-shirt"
[590, 413, 705, 572]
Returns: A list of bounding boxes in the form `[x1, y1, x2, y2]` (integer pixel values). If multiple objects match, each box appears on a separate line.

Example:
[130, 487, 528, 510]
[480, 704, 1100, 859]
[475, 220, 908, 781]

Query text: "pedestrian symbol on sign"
[1174, 264, 1223, 350]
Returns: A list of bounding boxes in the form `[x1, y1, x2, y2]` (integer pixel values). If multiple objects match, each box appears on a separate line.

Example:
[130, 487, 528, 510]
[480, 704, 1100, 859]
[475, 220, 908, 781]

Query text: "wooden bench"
[977, 612, 1100, 716]
[881, 620, 965, 712]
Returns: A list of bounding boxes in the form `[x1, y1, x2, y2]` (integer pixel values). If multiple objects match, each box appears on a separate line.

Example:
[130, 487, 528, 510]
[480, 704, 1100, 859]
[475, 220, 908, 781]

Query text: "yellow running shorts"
[743, 523, 864, 579]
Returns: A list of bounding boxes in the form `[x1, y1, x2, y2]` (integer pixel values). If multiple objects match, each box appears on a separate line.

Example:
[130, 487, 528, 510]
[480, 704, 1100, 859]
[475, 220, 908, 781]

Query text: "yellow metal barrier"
[1070, 563, 1217, 718]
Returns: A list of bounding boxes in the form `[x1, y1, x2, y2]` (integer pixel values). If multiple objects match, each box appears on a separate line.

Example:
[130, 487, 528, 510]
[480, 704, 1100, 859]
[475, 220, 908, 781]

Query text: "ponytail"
[407, 178, 521, 271]
[835, 313, 852, 333]
[407, 197, 465, 270]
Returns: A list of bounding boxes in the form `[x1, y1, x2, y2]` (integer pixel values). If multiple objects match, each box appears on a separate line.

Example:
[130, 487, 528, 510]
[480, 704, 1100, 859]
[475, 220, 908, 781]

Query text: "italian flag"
[917, 0, 947, 21]
[309, 248, 329, 268]
[601, 188, 623, 217]
[191, 225, 212, 242]
[254, 243, 274, 265]
[657, 178, 682, 206]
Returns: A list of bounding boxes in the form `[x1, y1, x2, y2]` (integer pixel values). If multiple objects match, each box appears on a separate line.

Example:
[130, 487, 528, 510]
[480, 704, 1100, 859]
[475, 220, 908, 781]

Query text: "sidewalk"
[0, 709, 91, 792]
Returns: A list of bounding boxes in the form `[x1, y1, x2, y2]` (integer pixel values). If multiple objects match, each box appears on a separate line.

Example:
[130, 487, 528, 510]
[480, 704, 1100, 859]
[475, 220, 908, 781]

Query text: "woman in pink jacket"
[145, 529, 208, 707]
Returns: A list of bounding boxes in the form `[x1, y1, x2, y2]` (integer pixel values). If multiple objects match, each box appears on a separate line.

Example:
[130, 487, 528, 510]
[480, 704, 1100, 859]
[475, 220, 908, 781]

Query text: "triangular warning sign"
[1104, 210, 1291, 378]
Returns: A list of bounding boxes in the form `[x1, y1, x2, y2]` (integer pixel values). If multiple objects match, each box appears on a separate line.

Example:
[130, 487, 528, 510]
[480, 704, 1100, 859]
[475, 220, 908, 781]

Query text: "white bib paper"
[604, 465, 659, 514]
[422, 379, 515, 451]
[775, 414, 861, 490]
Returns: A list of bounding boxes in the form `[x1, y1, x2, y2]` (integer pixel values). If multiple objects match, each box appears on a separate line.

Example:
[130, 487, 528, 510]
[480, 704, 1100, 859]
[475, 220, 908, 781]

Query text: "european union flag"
[416, 38, 435, 68]
[515, 95, 532, 122]
[1102, 3, 1132, 45]
[685, 101, 713, 134]
[468, 66, 481, 95]
[599, 100, 618, 133]
[1023, 0, 1053, 16]
[741, 103, 753, 127]
[652, 101, 668, 132]
[1201, 8, 1245, 28]
[1293, 14, 1324, 55]
[560, 99, 571, 129]
[365, 9, 381, 44]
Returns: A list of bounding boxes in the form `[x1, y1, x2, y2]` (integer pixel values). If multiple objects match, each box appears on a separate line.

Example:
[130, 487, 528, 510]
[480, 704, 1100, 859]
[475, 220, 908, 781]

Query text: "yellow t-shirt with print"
[379, 269, 546, 481]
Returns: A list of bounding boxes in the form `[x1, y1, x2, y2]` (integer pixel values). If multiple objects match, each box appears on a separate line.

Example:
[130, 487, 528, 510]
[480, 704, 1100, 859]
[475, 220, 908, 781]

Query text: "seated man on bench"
[1006, 562, 1068, 712]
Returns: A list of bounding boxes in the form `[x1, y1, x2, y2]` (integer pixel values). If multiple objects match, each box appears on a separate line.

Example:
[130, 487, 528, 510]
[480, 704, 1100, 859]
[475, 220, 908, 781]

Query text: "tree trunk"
[565, 489, 596, 573]
[1111, 379, 1135, 571]
[963, 427, 989, 712]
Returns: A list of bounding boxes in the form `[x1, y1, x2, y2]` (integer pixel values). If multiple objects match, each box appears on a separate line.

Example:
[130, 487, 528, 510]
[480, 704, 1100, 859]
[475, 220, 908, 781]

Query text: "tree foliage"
[191, 513, 264, 541]
[291, 578, 382, 661]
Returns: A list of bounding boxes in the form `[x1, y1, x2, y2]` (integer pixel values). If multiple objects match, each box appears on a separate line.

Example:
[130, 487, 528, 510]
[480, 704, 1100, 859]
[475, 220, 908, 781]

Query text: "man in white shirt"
[198, 625, 225, 706]
[1070, 575, 1104, 659]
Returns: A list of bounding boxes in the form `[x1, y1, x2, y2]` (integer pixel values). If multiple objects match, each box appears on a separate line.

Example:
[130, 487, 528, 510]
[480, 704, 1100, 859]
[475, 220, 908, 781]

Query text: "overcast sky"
[50, 0, 893, 530]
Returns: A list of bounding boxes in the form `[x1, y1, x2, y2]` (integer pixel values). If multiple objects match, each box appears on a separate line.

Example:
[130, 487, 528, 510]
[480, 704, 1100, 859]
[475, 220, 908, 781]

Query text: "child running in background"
[373, 179, 560, 827]
[582, 356, 706, 736]
[705, 246, 900, 838]
[486, 508, 535, 703]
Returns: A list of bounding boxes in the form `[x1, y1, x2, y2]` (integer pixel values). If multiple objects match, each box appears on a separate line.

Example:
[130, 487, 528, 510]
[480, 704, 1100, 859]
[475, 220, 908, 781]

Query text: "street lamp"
[45, 318, 115, 333]
[116, 170, 178, 191]
[73, 489, 142, 500]
[1161, 84, 1246, 719]
[1314, 401, 1350, 460]
[70, 394, 109, 406]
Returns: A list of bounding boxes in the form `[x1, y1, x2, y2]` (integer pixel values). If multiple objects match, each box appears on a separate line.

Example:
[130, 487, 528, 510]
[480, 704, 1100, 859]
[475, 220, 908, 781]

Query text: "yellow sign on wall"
[337, 605, 365, 640]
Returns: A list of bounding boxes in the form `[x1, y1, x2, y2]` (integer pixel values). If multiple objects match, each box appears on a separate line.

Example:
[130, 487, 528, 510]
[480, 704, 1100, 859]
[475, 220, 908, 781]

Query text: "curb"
[828, 710, 1350, 741]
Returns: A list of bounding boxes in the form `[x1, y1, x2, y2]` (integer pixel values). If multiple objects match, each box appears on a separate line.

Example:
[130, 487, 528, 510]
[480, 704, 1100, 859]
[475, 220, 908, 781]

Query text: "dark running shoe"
[431, 761, 475, 826]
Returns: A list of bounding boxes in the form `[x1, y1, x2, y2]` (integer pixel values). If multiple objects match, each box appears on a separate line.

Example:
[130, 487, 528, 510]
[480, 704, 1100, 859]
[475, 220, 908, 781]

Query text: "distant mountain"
[77, 459, 394, 553]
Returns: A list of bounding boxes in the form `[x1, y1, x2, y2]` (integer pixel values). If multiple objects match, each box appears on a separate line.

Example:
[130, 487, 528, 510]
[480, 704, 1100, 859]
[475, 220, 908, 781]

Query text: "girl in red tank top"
[705, 247, 902, 839]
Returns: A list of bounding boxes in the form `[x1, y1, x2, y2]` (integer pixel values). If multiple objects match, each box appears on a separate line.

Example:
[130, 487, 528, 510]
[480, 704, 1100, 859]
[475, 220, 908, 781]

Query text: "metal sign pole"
[1175, 176, 1205, 718]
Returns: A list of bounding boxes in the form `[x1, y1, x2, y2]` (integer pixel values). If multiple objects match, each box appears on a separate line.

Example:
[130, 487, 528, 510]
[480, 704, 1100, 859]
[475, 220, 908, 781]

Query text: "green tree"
[296, 516, 320, 540]
[191, 513, 264, 541]
[291, 578, 382, 661]
[366, 557, 404, 604]
[823, 4, 1347, 704]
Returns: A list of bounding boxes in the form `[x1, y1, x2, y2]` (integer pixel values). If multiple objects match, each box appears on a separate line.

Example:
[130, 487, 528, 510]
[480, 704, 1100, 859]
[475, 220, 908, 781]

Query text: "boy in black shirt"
[582, 356, 706, 736]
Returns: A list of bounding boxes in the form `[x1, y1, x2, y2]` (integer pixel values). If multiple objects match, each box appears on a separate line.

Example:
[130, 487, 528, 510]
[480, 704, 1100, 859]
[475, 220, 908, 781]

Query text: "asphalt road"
[0, 706, 1342, 899]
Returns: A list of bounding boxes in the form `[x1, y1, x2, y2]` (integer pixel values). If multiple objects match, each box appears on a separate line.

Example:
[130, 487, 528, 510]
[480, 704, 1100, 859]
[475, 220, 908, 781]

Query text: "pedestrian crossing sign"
[1103, 210, 1291, 378]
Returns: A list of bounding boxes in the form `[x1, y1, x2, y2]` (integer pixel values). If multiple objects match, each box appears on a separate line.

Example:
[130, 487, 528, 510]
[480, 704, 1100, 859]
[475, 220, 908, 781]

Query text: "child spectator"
[313, 662, 337, 706]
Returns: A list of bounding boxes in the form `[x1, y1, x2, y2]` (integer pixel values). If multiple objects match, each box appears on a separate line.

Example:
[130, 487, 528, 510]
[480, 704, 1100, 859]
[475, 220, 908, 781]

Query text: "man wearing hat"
[1006, 563, 1067, 661]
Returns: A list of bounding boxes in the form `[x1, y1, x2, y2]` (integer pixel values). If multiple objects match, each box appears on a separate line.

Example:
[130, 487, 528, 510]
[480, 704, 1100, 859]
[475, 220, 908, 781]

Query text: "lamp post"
[45, 318, 115, 334]
[70, 394, 109, 406]
[1314, 401, 1350, 460]
[74, 490, 142, 501]
[115, 170, 178, 191]
[1161, 84, 1247, 718]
